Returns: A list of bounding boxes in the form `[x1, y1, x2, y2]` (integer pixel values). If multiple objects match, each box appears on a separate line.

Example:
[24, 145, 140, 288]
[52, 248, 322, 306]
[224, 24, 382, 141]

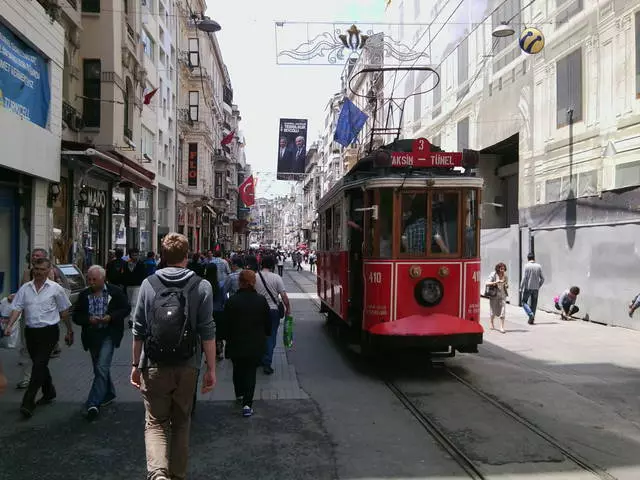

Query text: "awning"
[61, 148, 155, 190]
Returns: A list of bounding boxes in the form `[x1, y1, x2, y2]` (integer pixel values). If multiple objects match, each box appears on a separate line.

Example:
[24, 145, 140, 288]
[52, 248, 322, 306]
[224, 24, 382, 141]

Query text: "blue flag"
[334, 97, 368, 147]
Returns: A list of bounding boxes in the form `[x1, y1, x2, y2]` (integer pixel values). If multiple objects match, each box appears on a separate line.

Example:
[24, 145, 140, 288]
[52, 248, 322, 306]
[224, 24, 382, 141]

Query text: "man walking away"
[212, 250, 231, 286]
[3, 258, 73, 418]
[276, 254, 284, 277]
[130, 233, 216, 480]
[73, 265, 131, 420]
[255, 256, 291, 375]
[106, 248, 127, 290]
[555, 286, 580, 320]
[520, 253, 545, 325]
[224, 270, 271, 417]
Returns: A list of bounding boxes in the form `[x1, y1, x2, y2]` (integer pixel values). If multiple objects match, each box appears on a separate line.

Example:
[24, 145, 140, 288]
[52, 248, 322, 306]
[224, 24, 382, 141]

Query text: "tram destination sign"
[390, 138, 463, 168]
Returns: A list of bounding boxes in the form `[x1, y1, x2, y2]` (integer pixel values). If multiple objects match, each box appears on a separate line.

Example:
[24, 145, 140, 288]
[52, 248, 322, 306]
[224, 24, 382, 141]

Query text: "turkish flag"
[143, 87, 159, 105]
[221, 130, 235, 146]
[239, 175, 255, 207]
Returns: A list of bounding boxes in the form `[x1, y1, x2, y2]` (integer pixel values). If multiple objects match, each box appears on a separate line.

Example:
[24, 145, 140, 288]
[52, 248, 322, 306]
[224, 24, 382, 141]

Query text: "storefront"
[60, 143, 155, 272]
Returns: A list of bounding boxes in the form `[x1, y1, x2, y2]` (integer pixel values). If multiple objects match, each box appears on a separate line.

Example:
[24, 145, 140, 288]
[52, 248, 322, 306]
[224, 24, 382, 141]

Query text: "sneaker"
[20, 406, 34, 419]
[86, 406, 99, 421]
[242, 406, 253, 417]
[527, 317, 534, 325]
[263, 366, 274, 375]
[50, 345, 61, 358]
[16, 379, 29, 390]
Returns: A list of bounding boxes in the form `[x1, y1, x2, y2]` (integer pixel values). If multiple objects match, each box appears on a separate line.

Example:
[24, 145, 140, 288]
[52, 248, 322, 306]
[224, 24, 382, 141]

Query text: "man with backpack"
[130, 233, 216, 480]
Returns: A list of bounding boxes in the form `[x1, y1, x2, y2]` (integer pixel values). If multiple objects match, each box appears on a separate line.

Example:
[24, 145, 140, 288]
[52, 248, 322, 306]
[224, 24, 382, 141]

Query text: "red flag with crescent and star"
[143, 87, 159, 105]
[239, 175, 255, 207]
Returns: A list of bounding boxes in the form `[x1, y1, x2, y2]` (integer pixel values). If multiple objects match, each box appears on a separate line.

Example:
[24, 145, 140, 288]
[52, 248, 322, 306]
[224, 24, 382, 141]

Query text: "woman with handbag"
[486, 262, 508, 333]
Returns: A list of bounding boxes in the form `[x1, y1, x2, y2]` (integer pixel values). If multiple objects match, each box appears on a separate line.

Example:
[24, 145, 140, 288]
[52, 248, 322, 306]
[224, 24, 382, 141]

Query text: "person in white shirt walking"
[3, 257, 73, 418]
[520, 253, 545, 325]
[255, 256, 291, 374]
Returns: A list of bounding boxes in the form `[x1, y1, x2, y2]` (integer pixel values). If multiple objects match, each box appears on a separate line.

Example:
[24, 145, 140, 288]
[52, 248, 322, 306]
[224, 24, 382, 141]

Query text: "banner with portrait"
[277, 118, 308, 180]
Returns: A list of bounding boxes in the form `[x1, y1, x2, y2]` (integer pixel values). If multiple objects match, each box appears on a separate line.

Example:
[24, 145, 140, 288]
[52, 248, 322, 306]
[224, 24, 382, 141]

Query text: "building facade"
[0, 0, 65, 296]
[388, 0, 640, 328]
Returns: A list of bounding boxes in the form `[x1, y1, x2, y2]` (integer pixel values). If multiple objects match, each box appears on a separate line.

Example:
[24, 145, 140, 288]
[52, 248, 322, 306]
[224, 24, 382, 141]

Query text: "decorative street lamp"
[192, 14, 222, 33]
[492, 22, 515, 38]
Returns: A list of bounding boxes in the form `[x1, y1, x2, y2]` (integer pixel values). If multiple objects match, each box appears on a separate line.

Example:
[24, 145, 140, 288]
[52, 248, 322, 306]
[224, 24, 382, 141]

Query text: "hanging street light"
[196, 16, 222, 33]
[492, 22, 515, 38]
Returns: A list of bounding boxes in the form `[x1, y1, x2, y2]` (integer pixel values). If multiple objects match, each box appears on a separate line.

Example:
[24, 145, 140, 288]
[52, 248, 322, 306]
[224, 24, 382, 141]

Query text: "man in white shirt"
[255, 255, 291, 375]
[3, 257, 73, 418]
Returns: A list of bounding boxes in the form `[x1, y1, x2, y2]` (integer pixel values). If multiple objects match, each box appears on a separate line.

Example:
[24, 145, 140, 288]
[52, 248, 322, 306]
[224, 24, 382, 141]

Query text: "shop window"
[556, 48, 582, 127]
[189, 91, 199, 122]
[82, 0, 100, 12]
[463, 190, 478, 258]
[188, 38, 200, 67]
[400, 193, 427, 255]
[83, 59, 101, 128]
[430, 192, 459, 255]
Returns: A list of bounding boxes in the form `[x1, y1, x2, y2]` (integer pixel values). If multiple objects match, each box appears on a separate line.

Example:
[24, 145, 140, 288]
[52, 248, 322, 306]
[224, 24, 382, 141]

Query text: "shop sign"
[188, 143, 198, 187]
[86, 187, 107, 209]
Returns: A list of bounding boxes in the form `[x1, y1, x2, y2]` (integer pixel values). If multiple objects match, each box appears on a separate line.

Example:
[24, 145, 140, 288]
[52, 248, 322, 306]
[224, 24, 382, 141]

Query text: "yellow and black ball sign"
[519, 27, 545, 55]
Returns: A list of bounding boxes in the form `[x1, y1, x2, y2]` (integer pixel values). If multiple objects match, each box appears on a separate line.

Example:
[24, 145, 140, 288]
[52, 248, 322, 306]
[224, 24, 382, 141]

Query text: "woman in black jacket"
[223, 269, 271, 417]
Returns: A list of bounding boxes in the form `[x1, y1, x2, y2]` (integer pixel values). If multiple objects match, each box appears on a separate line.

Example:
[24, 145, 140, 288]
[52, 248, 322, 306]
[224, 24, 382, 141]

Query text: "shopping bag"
[0, 297, 18, 349]
[283, 315, 294, 348]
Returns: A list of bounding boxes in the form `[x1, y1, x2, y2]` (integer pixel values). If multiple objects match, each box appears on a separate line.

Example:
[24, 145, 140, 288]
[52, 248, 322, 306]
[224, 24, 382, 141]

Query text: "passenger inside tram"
[400, 193, 450, 255]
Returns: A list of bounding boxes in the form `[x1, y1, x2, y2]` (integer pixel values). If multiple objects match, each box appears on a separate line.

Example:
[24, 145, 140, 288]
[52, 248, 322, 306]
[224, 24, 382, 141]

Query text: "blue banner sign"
[0, 23, 50, 128]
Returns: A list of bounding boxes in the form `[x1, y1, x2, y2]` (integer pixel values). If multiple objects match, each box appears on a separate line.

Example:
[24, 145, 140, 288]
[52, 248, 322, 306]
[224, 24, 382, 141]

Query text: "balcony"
[212, 149, 229, 164]
[223, 86, 233, 106]
[62, 101, 83, 131]
[124, 126, 133, 141]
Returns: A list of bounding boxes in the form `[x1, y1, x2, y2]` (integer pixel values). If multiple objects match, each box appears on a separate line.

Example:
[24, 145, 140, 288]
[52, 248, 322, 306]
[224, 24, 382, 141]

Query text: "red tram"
[316, 138, 483, 355]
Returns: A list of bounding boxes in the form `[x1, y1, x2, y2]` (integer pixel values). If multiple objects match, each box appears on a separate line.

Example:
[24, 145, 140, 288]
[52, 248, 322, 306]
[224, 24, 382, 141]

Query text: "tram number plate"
[472, 270, 480, 282]
[368, 272, 382, 284]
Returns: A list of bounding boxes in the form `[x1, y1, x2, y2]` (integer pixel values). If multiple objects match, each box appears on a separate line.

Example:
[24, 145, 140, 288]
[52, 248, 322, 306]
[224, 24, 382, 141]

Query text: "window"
[215, 172, 224, 198]
[141, 125, 154, 159]
[377, 189, 393, 258]
[545, 178, 561, 202]
[430, 192, 459, 255]
[556, 48, 582, 127]
[82, 0, 100, 12]
[188, 91, 199, 121]
[333, 204, 342, 250]
[463, 190, 479, 258]
[457, 117, 469, 151]
[458, 37, 469, 86]
[636, 12, 640, 97]
[178, 140, 184, 184]
[556, 0, 583, 26]
[615, 161, 640, 189]
[124, 79, 133, 138]
[83, 59, 101, 128]
[141, 30, 154, 60]
[400, 193, 427, 255]
[188, 38, 200, 67]
[432, 73, 441, 118]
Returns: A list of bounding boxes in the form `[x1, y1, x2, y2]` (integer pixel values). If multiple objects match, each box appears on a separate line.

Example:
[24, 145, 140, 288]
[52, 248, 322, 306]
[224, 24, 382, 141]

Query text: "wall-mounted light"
[77, 188, 88, 211]
[47, 182, 61, 207]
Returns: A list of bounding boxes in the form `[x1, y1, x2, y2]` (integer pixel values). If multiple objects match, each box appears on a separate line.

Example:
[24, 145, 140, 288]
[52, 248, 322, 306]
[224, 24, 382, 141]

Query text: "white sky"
[207, 0, 387, 198]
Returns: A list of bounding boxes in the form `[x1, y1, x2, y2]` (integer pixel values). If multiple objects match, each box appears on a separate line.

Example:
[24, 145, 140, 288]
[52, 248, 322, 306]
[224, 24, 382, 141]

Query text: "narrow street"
[2, 264, 640, 479]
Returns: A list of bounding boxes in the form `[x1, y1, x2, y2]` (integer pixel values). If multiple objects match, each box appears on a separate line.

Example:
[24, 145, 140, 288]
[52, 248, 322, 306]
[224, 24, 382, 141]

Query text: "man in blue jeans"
[73, 265, 131, 420]
[255, 256, 291, 375]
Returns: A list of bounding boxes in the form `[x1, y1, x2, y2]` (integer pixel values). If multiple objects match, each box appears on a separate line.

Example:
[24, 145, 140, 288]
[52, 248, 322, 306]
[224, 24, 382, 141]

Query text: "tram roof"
[317, 139, 483, 211]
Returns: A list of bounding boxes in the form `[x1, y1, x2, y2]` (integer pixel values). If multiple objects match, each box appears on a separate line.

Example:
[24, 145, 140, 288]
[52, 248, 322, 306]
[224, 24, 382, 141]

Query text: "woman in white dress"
[486, 262, 508, 333]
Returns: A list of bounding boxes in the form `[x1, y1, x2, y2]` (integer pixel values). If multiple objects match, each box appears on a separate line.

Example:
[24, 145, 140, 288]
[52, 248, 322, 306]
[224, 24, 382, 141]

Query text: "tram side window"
[401, 193, 427, 255]
[325, 208, 333, 251]
[333, 206, 342, 250]
[365, 190, 375, 256]
[464, 189, 478, 258]
[378, 189, 393, 258]
[431, 192, 459, 255]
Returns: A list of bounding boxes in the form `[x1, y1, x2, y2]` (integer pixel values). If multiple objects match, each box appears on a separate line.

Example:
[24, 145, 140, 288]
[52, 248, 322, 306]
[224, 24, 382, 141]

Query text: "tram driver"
[401, 194, 449, 255]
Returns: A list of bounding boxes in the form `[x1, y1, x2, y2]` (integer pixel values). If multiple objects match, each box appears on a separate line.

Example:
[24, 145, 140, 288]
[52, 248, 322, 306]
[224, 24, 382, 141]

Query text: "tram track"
[384, 368, 617, 480]
[286, 270, 618, 480]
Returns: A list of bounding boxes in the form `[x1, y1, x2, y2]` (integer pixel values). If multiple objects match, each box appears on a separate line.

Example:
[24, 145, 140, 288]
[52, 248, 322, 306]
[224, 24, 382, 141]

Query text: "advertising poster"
[277, 118, 308, 180]
[188, 143, 198, 187]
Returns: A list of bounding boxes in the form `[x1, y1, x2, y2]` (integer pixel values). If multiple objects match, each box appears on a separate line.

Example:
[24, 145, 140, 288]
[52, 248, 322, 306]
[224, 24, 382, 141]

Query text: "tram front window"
[464, 190, 478, 258]
[431, 192, 459, 255]
[378, 189, 393, 258]
[401, 193, 427, 255]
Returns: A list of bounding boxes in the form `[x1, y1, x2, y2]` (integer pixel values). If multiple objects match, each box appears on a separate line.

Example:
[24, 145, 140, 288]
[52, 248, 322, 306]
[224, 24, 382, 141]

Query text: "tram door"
[348, 190, 364, 326]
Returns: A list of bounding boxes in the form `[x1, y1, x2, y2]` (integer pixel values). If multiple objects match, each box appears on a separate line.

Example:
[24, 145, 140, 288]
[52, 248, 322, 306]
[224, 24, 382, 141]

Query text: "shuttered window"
[556, 48, 582, 128]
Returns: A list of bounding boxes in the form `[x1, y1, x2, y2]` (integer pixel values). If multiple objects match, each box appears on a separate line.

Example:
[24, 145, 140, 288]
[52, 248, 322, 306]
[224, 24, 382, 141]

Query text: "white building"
[0, 0, 64, 297]
[389, 0, 640, 328]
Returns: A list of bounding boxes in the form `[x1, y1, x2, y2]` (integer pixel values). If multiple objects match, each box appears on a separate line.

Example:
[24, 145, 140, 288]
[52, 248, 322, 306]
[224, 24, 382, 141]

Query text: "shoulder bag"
[258, 270, 285, 319]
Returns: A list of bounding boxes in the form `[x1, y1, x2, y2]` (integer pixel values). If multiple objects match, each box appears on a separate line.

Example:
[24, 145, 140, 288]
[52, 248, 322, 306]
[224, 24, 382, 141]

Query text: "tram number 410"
[368, 272, 382, 284]
[472, 271, 481, 282]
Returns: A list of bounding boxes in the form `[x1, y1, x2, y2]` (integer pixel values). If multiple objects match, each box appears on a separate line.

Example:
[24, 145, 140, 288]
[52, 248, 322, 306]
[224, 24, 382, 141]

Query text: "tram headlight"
[414, 278, 444, 307]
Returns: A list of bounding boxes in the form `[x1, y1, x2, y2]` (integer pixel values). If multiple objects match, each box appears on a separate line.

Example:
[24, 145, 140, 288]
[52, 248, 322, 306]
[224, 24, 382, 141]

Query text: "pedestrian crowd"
[0, 235, 296, 480]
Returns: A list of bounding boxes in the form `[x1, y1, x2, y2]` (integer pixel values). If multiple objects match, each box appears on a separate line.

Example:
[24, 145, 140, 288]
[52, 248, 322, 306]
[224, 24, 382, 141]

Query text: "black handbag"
[258, 271, 285, 318]
[484, 273, 498, 297]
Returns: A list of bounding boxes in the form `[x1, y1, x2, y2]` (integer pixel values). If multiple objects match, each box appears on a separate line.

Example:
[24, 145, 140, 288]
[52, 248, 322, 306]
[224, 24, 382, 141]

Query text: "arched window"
[124, 78, 133, 139]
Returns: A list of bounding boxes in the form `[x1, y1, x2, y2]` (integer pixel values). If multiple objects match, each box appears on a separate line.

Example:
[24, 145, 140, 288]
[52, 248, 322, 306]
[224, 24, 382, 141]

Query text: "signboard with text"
[363, 262, 393, 329]
[188, 143, 198, 187]
[391, 138, 463, 168]
[277, 118, 308, 180]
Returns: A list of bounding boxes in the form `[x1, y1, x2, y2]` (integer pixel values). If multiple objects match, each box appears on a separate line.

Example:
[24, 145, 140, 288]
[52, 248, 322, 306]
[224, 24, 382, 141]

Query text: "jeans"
[23, 324, 59, 409]
[277, 265, 283, 276]
[232, 357, 259, 407]
[262, 309, 281, 368]
[555, 303, 579, 316]
[141, 366, 198, 480]
[521, 289, 539, 316]
[87, 335, 116, 408]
